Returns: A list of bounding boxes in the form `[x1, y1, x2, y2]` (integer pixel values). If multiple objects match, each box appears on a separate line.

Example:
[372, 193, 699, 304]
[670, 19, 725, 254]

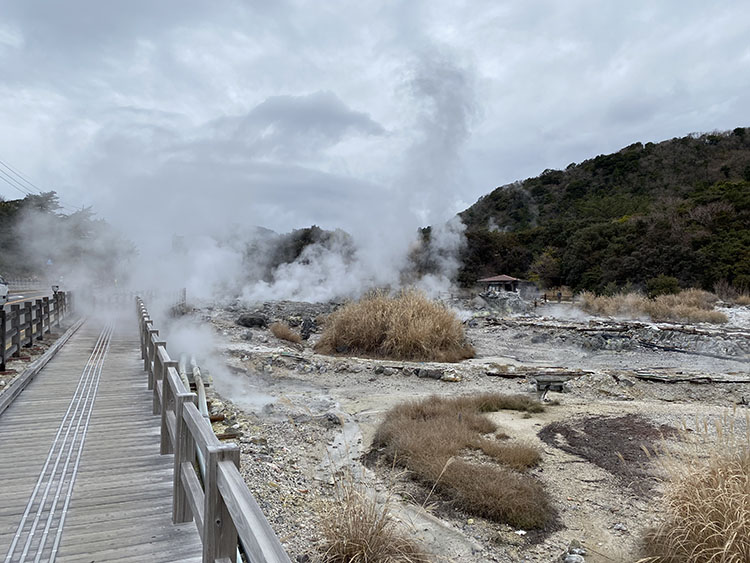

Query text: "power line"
[0, 167, 33, 197]
[0, 158, 79, 212]
[0, 159, 45, 195]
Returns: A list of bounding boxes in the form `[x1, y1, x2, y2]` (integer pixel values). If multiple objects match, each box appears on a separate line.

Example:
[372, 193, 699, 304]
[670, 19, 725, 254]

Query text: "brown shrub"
[452, 392, 546, 414]
[641, 414, 750, 562]
[578, 289, 728, 324]
[712, 281, 750, 306]
[440, 460, 550, 529]
[372, 394, 552, 529]
[270, 321, 302, 344]
[472, 438, 541, 470]
[315, 289, 474, 362]
[319, 480, 431, 563]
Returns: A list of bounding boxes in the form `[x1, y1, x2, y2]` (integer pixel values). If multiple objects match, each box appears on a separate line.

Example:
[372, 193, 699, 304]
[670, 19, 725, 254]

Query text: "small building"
[478, 274, 521, 292]
[478, 274, 539, 298]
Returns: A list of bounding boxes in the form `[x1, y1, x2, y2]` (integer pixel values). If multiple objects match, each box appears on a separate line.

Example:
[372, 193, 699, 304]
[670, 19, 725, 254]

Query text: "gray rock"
[300, 317, 315, 340]
[242, 330, 253, 341]
[563, 555, 585, 563]
[319, 412, 343, 428]
[373, 365, 384, 374]
[237, 313, 267, 328]
[416, 368, 444, 379]
[383, 367, 395, 376]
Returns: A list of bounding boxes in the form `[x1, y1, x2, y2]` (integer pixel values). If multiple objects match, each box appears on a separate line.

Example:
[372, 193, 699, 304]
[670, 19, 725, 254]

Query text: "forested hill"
[0, 192, 135, 282]
[457, 128, 750, 293]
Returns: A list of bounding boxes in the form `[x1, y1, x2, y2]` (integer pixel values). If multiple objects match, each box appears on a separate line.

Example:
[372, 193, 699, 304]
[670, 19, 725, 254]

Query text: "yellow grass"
[579, 289, 727, 324]
[269, 321, 302, 344]
[319, 480, 431, 563]
[372, 394, 552, 529]
[640, 410, 750, 562]
[315, 289, 475, 362]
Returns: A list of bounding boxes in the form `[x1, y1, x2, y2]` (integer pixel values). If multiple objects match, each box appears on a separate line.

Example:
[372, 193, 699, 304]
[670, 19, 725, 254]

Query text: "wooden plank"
[181, 461, 205, 537]
[184, 403, 218, 458]
[0, 317, 84, 416]
[203, 446, 239, 562]
[217, 460, 293, 563]
[0, 320, 202, 563]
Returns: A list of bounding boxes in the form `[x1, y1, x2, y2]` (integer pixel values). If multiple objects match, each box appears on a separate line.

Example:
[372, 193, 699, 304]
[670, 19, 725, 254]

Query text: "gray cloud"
[0, 1, 748, 297]
[213, 90, 386, 159]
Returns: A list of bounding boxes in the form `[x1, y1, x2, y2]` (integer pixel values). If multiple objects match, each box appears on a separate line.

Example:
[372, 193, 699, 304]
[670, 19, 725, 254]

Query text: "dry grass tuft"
[713, 280, 750, 306]
[579, 289, 728, 324]
[269, 321, 302, 344]
[319, 480, 431, 563]
[315, 289, 475, 362]
[640, 410, 750, 562]
[372, 394, 552, 529]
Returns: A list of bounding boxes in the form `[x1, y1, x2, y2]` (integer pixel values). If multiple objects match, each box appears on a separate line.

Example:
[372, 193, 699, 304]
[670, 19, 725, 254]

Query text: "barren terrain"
[189, 299, 749, 563]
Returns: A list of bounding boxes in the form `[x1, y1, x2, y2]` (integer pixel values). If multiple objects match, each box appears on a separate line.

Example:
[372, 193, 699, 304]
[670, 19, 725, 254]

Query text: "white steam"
[8, 49, 478, 306]
[235, 50, 477, 303]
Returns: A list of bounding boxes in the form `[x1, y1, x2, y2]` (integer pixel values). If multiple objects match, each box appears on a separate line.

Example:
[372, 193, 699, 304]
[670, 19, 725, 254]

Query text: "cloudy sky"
[0, 0, 748, 243]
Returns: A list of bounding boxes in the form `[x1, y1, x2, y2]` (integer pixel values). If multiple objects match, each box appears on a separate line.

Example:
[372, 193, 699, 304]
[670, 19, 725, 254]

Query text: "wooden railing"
[1, 292, 71, 371]
[137, 297, 292, 563]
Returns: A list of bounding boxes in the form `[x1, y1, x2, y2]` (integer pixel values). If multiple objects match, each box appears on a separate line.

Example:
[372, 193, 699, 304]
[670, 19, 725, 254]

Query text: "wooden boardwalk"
[0, 318, 202, 563]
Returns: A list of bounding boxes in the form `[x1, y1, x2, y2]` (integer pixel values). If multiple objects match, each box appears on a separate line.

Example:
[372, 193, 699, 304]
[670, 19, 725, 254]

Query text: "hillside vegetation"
[458, 128, 750, 293]
[0, 192, 135, 282]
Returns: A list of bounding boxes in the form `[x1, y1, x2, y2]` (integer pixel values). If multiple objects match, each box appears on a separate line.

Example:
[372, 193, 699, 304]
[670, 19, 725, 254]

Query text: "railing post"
[35, 299, 44, 341]
[42, 297, 50, 335]
[160, 359, 178, 454]
[23, 302, 32, 348]
[0, 309, 6, 372]
[151, 341, 166, 408]
[173, 392, 198, 523]
[10, 305, 20, 357]
[140, 316, 151, 360]
[145, 327, 158, 373]
[151, 340, 166, 393]
[203, 444, 240, 563]
[54, 293, 61, 327]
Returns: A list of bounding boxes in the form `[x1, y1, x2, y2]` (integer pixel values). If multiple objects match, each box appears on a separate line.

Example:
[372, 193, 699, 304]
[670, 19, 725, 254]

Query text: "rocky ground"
[176, 298, 749, 563]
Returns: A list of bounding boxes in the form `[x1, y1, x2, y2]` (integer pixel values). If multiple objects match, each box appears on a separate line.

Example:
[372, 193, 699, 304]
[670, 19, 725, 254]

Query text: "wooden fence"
[137, 297, 292, 563]
[1, 292, 71, 371]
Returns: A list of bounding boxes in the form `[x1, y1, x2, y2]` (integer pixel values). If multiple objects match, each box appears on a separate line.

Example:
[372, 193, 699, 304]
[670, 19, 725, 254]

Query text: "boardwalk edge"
[0, 317, 85, 416]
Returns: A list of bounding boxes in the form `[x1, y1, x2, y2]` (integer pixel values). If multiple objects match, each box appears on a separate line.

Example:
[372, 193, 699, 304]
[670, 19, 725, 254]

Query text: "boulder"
[416, 367, 444, 379]
[300, 317, 315, 340]
[237, 313, 267, 328]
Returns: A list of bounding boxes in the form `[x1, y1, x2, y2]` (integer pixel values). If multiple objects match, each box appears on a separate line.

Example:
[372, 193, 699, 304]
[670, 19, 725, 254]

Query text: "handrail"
[136, 297, 292, 563]
[1, 292, 71, 371]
